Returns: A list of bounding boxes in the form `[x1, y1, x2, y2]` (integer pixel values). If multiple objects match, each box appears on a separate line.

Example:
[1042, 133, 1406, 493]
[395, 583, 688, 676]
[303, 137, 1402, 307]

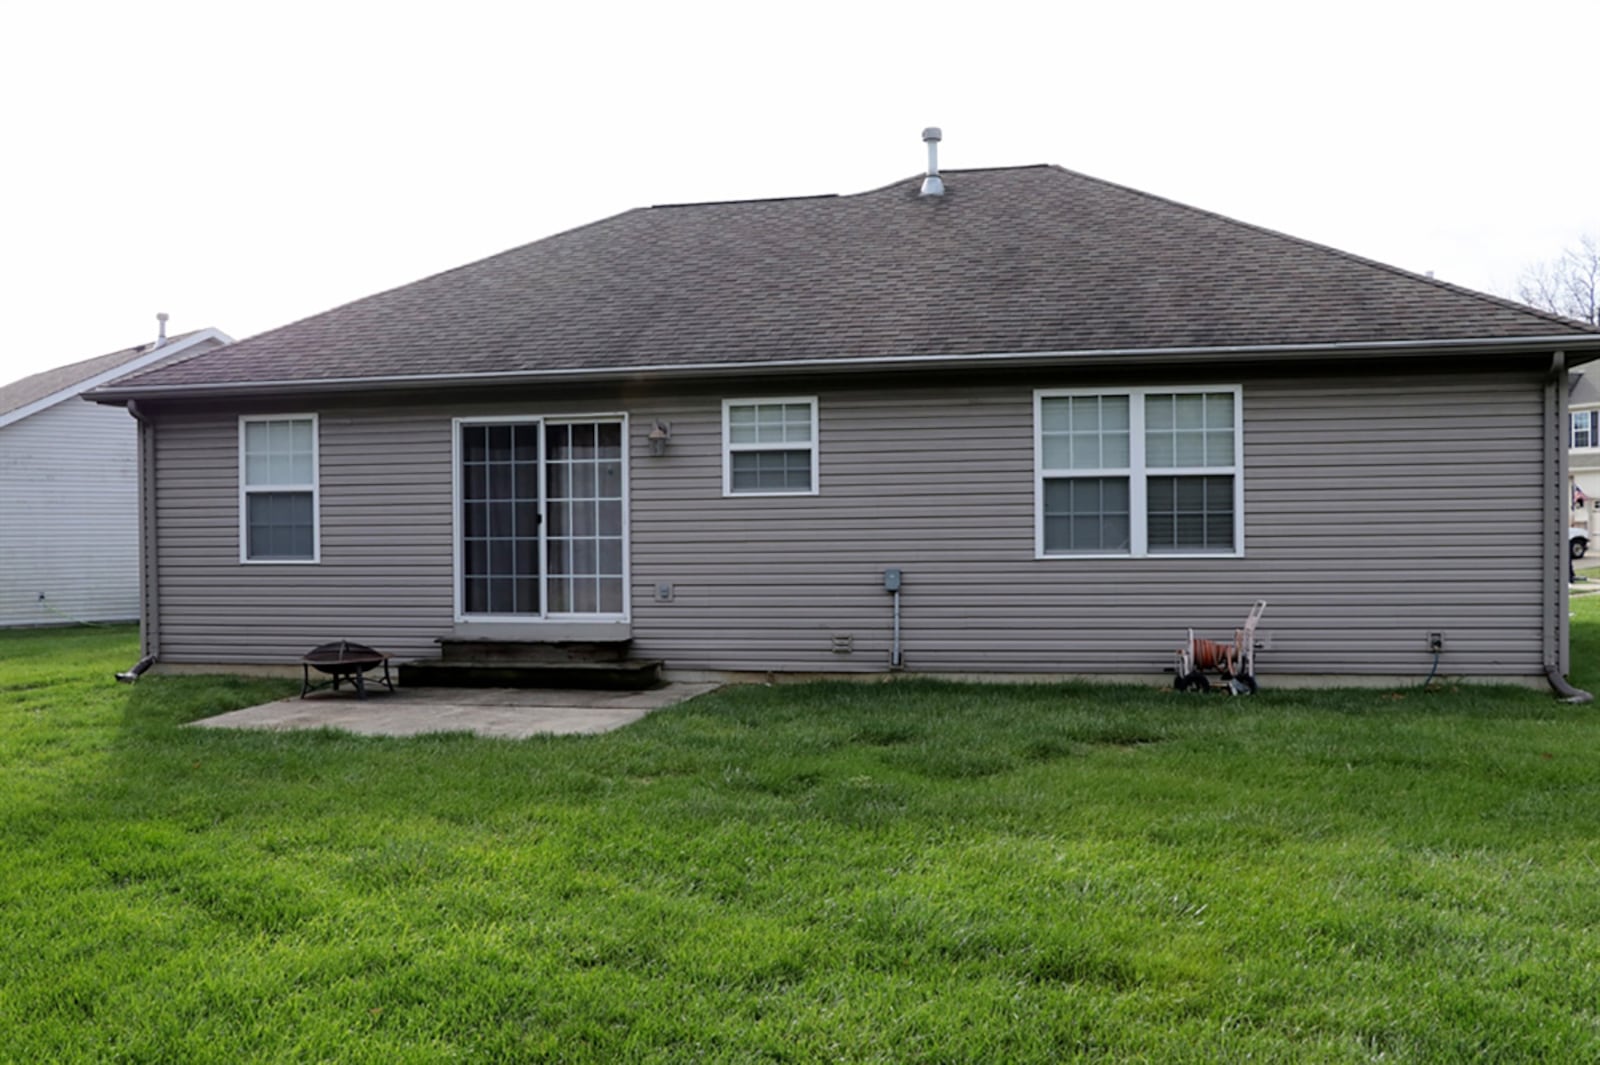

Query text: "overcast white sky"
[2, 0, 1596, 385]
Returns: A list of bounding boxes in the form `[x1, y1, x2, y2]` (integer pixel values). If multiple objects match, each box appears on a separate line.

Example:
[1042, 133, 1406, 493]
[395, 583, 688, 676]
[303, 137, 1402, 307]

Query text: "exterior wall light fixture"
[648, 420, 671, 456]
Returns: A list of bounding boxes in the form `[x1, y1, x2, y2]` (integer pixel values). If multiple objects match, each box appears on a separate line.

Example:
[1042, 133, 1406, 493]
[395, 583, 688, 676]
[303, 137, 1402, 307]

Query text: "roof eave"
[86, 333, 1600, 404]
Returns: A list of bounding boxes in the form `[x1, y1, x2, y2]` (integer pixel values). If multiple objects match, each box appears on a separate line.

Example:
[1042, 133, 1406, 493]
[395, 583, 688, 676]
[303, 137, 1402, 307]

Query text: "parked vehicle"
[1573, 528, 1590, 560]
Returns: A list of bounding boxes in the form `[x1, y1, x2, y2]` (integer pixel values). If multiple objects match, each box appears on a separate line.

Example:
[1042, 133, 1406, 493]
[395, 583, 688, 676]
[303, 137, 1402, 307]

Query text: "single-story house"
[0, 324, 231, 626]
[89, 147, 1600, 689]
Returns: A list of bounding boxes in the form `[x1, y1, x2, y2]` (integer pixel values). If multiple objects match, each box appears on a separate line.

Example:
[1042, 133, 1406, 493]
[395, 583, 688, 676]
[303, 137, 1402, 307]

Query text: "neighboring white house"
[1570, 370, 1600, 545]
[0, 326, 232, 626]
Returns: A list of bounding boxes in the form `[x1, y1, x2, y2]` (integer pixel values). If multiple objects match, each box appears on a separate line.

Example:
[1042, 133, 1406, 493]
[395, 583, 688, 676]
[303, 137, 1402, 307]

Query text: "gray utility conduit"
[884, 569, 903, 669]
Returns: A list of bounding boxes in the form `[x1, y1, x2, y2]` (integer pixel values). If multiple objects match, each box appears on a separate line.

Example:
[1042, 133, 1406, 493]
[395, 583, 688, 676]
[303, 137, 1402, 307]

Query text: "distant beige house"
[0, 327, 231, 626]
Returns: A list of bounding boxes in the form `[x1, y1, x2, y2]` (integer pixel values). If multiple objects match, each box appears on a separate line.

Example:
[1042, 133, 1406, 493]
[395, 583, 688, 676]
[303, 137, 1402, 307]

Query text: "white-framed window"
[1035, 387, 1243, 558]
[1573, 410, 1599, 450]
[722, 397, 818, 496]
[239, 415, 319, 563]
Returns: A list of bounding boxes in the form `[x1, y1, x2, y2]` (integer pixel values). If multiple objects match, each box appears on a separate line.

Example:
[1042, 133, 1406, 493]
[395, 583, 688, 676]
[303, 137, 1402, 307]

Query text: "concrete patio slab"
[188, 682, 722, 739]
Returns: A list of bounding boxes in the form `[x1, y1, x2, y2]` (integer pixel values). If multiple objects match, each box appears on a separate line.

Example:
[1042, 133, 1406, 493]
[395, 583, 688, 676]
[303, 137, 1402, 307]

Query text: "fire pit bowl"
[300, 640, 394, 699]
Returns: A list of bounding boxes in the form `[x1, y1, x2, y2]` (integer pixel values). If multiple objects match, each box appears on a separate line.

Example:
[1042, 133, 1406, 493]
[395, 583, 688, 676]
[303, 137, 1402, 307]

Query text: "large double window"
[239, 415, 318, 563]
[456, 417, 626, 620]
[1035, 387, 1242, 557]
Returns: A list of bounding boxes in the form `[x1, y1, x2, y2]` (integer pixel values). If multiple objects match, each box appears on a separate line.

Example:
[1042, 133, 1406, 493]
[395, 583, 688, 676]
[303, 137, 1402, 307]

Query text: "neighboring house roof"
[1, 328, 233, 428]
[1571, 369, 1600, 409]
[97, 165, 1600, 400]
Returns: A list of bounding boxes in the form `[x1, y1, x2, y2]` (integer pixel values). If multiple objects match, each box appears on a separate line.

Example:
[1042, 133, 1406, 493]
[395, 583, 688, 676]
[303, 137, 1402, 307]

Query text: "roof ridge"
[1039, 164, 1600, 337]
[650, 193, 840, 210]
[651, 165, 1058, 208]
[847, 163, 1054, 199]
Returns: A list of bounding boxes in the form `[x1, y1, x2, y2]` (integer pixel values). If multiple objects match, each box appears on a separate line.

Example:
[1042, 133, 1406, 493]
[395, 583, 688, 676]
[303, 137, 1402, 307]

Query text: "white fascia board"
[1, 328, 234, 429]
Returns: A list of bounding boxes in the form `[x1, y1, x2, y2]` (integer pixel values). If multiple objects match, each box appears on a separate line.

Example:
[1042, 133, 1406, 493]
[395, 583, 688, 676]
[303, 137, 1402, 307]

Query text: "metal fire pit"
[300, 640, 394, 699]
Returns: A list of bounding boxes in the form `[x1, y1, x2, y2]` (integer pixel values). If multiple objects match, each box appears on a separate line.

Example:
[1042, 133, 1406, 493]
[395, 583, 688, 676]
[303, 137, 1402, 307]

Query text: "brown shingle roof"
[110, 165, 1599, 394]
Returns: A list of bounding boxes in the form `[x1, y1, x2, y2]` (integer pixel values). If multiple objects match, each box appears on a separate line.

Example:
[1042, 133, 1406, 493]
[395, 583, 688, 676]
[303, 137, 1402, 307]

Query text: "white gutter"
[86, 333, 1600, 403]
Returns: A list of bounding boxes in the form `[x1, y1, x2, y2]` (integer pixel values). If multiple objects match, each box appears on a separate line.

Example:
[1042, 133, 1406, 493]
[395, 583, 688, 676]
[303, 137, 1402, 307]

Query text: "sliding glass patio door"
[457, 418, 626, 619]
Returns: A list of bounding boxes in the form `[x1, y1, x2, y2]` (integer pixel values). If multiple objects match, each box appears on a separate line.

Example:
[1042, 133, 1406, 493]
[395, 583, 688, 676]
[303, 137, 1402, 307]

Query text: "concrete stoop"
[398, 639, 664, 691]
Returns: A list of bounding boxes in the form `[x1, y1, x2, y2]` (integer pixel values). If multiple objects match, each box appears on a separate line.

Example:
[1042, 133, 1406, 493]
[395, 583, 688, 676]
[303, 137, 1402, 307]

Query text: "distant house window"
[1036, 388, 1242, 557]
[723, 398, 818, 495]
[1573, 411, 1599, 449]
[240, 416, 318, 562]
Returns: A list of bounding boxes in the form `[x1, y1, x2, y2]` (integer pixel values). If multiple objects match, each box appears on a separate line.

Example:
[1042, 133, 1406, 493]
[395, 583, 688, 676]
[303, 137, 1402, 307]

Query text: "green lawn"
[3, 620, 1600, 1062]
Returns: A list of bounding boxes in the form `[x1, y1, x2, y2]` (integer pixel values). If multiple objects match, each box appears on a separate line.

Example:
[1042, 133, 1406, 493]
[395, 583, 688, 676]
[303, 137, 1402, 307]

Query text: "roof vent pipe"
[155, 311, 169, 347]
[919, 127, 944, 197]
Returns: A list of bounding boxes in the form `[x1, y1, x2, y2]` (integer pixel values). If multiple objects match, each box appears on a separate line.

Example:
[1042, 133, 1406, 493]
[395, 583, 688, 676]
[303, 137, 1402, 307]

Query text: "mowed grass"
[4, 622, 1600, 1062]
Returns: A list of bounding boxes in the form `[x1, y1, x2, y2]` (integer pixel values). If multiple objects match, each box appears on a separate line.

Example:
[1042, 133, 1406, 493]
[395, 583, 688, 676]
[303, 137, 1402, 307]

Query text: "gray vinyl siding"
[153, 408, 455, 662]
[147, 365, 1552, 678]
[634, 371, 1545, 677]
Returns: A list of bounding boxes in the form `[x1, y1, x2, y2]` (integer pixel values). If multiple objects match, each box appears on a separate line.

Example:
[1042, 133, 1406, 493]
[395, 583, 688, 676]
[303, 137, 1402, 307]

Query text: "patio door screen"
[458, 418, 626, 618]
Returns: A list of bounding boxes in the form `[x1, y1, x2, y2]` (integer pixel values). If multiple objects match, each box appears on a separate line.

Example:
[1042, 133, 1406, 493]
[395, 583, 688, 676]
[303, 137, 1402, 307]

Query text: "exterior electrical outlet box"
[883, 569, 902, 592]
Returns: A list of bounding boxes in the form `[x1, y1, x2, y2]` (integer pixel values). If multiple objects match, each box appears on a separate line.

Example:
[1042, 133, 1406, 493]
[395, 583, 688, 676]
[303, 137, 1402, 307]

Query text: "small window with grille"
[722, 398, 818, 496]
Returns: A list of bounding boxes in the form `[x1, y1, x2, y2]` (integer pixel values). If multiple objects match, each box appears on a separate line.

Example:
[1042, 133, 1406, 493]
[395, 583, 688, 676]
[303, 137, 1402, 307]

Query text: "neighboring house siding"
[147, 365, 1548, 677]
[0, 399, 140, 625]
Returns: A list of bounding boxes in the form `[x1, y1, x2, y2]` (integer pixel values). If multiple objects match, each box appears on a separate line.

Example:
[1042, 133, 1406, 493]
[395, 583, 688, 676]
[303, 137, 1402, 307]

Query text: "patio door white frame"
[451, 414, 630, 625]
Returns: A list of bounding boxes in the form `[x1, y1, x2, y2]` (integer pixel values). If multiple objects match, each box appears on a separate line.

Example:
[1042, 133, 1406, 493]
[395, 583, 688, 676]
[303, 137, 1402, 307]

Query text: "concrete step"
[438, 639, 634, 664]
[398, 657, 664, 691]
